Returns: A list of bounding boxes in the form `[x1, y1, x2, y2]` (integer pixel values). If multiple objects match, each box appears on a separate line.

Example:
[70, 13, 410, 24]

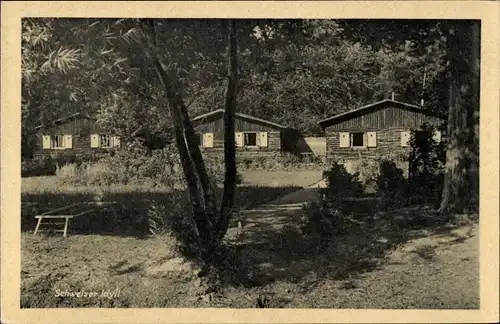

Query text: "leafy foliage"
[55, 145, 243, 189]
[407, 123, 446, 205]
[376, 160, 408, 209]
[302, 162, 363, 239]
[376, 124, 446, 209]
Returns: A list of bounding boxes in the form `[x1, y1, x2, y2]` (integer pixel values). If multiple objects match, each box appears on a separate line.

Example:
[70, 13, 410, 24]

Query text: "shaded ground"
[220, 188, 479, 309]
[21, 174, 478, 308]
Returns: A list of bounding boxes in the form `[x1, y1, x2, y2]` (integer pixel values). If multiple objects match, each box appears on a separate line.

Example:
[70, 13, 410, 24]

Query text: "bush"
[22, 155, 57, 177]
[232, 152, 326, 172]
[22, 153, 106, 178]
[57, 146, 243, 188]
[302, 162, 363, 239]
[376, 160, 408, 209]
[322, 161, 364, 203]
[375, 124, 446, 209]
[407, 124, 446, 206]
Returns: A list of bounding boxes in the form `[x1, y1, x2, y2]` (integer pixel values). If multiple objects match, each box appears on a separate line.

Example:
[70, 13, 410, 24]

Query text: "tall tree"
[438, 21, 480, 214]
[129, 19, 240, 258]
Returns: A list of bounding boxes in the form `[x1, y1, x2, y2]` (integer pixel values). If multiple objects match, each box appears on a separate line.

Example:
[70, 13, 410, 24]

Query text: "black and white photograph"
[1, 1, 499, 323]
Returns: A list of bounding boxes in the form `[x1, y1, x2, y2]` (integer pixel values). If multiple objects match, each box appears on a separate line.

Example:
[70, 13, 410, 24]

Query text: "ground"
[20, 171, 479, 308]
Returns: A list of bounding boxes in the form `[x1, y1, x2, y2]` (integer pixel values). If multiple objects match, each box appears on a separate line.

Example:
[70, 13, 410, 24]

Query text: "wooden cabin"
[34, 113, 121, 157]
[191, 109, 300, 160]
[318, 99, 445, 163]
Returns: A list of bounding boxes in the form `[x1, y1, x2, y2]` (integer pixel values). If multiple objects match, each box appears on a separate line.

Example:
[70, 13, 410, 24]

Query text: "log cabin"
[318, 99, 445, 163]
[33, 113, 121, 157]
[191, 109, 301, 160]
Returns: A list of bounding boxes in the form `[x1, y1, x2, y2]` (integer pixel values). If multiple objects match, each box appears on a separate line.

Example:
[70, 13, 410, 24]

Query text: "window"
[51, 135, 64, 149]
[244, 132, 257, 146]
[100, 135, 112, 148]
[91, 134, 120, 148]
[351, 132, 365, 147]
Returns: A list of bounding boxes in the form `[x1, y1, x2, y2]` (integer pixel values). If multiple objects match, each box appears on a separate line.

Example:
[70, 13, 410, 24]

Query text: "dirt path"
[224, 187, 479, 309]
[225, 188, 320, 242]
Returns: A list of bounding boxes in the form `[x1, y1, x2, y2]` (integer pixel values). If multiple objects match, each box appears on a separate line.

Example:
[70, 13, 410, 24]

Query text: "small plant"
[322, 161, 364, 203]
[302, 162, 362, 240]
[376, 159, 408, 209]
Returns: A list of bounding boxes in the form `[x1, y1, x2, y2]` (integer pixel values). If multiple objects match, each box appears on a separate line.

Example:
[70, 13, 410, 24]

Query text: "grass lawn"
[240, 170, 323, 188]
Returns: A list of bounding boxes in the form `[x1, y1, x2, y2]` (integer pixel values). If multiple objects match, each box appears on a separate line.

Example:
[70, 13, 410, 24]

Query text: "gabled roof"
[192, 109, 288, 129]
[35, 112, 95, 130]
[318, 99, 442, 129]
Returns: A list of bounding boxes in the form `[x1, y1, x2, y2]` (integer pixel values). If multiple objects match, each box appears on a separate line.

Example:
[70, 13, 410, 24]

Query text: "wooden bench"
[33, 201, 116, 237]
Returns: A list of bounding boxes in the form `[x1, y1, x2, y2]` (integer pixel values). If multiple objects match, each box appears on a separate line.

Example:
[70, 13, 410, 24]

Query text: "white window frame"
[99, 134, 112, 148]
[243, 132, 259, 147]
[51, 135, 65, 149]
[350, 132, 366, 148]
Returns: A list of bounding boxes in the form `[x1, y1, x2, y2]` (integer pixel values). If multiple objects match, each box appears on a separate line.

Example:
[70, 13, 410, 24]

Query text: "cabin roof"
[35, 112, 96, 130]
[192, 109, 288, 129]
[318, 99, 442, 129]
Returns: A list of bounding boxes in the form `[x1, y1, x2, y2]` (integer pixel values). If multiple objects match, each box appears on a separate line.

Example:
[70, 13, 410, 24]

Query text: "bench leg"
[33, 217, 43, 235]
[63, 217, 70, 237]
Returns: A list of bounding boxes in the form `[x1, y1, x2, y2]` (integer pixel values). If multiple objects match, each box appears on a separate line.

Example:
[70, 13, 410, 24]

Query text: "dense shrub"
[322, 161, 364, 202]
[375, 123, 446, 209]
[22, 155, 57, 177]
[22, 154, 106, 178]
[376, 160, 408, 209]
[232, 152, 326, 171]
[407, 123, 446, 206]
[302, 162, 363, 239]
[56, 145, 243, 188]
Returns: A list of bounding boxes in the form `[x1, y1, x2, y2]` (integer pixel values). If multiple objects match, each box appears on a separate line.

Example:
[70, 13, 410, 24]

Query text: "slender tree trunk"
[144, 20, 215, 248]
[140, 19, 240, 251]
[216, 20, 239, 240]
[145, 20, 219, 226]
[439, 22, 480, 214]
[177, 93, 219, 223]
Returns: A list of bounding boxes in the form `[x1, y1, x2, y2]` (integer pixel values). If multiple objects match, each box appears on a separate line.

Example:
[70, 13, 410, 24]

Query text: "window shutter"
[90, 134, 100, 148]
[401, 131, 411, 147]
[64, 135, 73, 149]
[235, 132, 244, 147]
[367, 131, 377, 147]
[339, 132, 350, 148]
[113, 136, 121, 148]
[259, 132, 268, 147]
[42, 135, 51, 149]
[432, 130, 442, 143]
[204, 133, 214, 148]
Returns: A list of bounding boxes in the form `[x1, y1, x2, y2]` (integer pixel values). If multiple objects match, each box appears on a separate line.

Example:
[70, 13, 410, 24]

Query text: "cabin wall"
[323, 106, 445, 163]
[324, 105, 443, 133]
[194, 116, 287, 157]
[326, 128, 413, 162]
[34, 118, 115, 157]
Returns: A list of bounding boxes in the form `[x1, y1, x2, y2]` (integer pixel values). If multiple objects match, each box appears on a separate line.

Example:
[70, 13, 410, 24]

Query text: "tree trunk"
[438, 22, 480, 214]
[216, 20, 239, 240]
[144, 20, 219, 227]
[177, 90, 219, 224]
[144, 20, 215, 249]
